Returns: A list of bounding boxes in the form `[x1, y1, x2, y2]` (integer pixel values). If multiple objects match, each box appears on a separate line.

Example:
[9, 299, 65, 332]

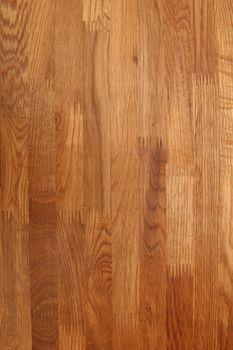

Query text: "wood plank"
[57, 213, 86, 350]
[166, 166, 194, 276]
[28, 80, 57, 349]
[29, 199, 58, 349]
[83, 4, 112, 348]
[110, 1, 140, 347]
[54, 2, 86, 347]
[55, 0, 84, 215]
[218, 175, 233, 349]
[138, 138, 167, 350]
[161, 0, 194, 165]
[0, 212, 31, 349]
[217, 2, 233, 347]
[0, 0, 29, 220]
[27, 2, 58, 348]
[166, 166, 194, 349]
[192, 74, 219, 350]
[84, 207, 112, 349]
[0, 1, 31, 348]
[193, 0, 218, 73]
[167, 272, 193, 350]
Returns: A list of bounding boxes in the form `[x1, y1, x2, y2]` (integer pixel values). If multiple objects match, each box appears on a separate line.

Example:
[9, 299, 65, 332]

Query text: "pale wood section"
[55, 104, 83, 215]
[83, 0, 110, 31]
[161, 0, 194, 165]
[110, 0, 140, 148]
[166, 165, 194, 276]
[194, 0, 218, 73]
[111, 151, 139, 315]
[138, 1, 166, 143]
[84, 30, 110, 217]
[27, 0, 55, 82]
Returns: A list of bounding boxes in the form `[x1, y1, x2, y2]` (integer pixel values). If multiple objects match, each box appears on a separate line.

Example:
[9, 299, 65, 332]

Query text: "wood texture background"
[0, 0, 232, 349]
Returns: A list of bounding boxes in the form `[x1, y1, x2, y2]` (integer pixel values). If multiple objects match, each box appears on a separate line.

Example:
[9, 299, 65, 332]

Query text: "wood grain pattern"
[192, 74, 219, 350]
[139, 138, 167, 350]
[166, 166, 194, 276]
[57, 213, 86, 349]
[55, 0, 84, 215]
[167, 271, 193, 350]
[218, 175, 233, 350]
[84, 208, 112, 349]
[194, 0, 218, 73]
[218, 3, 233, 349]
[1, 1, 233, 349]
[110, 0, 140, 347]
[29, 200, 58, 350]
[0, 213, 31, 349]
[27, 1, 57, 348]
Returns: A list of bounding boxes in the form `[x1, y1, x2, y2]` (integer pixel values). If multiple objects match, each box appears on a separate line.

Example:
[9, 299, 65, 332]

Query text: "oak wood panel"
[139, 138, 167, 350]
[57, 213, 86, 349]
[0, 213, 31, 349]
[110, 1, 140, 348]
[27, 1, 57, 348]
[83, 4, 112, 347]
[1, 1, 233, 349]
[55, 0, 84, 215]
[0, 2, 31, 349]
[192, 74, 220, 350]
[194, 0, 218, 73]
[218, 2, 233, 348]
[166, 271, 193, 350]
[29, 200, 58, 350]
[84, 208, 112, 349]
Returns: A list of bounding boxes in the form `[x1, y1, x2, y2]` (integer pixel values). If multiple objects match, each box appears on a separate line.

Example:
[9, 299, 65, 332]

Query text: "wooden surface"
[0, 1, 232, 349]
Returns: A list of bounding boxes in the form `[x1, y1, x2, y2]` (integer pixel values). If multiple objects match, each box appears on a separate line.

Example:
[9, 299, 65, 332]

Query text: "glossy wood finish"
[0, 1, 233, 349]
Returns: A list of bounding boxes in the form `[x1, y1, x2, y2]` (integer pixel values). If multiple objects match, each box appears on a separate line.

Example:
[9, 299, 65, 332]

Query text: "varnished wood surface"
[0, 1, 233, 349]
